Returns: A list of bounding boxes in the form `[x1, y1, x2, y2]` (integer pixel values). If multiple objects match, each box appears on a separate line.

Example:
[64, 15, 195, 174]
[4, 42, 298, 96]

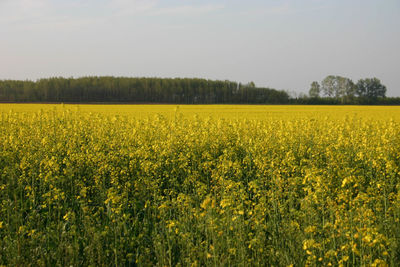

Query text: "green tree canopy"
[356, 78, 386, 98]
[321, 75, 355, 102]
[0, 77, 289, 104]
[309, 81, 320, 98]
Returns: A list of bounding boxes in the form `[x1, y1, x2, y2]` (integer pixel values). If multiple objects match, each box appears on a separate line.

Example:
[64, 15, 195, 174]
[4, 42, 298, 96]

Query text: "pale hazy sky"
[1, 0, 399, 96]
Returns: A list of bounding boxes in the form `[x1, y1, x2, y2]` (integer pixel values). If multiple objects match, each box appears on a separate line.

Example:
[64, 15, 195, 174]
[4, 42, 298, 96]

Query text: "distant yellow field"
[1, 104, 400, 120]
[1, 104, 400, 266]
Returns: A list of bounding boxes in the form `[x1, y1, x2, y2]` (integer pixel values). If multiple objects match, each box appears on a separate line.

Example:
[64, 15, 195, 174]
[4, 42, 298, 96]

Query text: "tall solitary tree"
[321, 75, 355, 100]
[309, 81, 320, 98]
[321, 75, 336, 97]
[336, 76, 355, 103]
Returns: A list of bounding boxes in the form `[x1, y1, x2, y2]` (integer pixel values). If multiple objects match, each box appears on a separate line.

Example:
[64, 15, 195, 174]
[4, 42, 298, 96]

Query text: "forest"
[0, 77, 289, 104]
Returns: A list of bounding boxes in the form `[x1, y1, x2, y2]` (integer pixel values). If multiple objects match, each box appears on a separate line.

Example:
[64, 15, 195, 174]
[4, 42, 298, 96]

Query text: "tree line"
[303, 75, 397, 104]
[0, 77, 289, 104]
[0, 75, 397, 105]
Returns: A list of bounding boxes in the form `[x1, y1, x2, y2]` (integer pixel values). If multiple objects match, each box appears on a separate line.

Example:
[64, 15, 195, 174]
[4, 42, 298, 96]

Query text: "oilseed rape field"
[1, 105, 400, 266]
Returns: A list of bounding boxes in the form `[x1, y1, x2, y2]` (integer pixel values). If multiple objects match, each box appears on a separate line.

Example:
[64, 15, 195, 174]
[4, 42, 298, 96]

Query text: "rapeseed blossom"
[0, 105, 399, 266]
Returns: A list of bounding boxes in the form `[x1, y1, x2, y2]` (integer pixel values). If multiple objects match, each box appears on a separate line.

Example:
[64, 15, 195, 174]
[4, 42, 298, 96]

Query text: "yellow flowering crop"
[0, 104, 399, 266]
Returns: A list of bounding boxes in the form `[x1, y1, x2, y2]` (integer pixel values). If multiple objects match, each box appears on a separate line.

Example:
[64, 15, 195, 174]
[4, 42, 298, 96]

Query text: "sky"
[0, 0, 399, 96]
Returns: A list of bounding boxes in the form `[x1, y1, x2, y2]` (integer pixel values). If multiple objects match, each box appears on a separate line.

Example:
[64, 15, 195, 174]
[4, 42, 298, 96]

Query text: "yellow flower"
[200, 196, 212, 210]
[305, 226, 316, 233]
[363, 234, 372, 243]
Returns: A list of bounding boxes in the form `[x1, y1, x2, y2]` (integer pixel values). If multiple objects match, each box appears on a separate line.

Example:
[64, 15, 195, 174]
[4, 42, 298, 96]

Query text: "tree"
[321, 75, 336, 97]
[321, 75, 355, 100]
[337, 76, 355, 97]
[249, 81, 256, 88]
[309, 81, 320, 98]
[356, 78, 386, 98]
[336, 76, 355, 103]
